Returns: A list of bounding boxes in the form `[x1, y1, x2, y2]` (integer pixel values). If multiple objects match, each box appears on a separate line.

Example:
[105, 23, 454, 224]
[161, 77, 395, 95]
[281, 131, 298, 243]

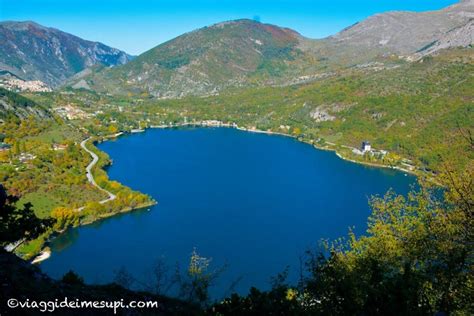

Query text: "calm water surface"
[41, 128, 415, 297]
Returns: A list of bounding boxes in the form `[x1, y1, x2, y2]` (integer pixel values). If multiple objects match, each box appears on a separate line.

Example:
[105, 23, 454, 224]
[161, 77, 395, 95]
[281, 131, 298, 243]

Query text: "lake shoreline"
[30, 121, 417, 264]
[29, 200, 156, 264]
[27, 137, 156, 264]
[39, 126, 415, 295]
[31, 247, 51, 264]
[141, 122, 420, 176]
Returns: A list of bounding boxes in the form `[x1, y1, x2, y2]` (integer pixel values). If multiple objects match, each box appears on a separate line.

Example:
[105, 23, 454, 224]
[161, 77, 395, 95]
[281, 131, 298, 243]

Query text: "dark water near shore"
[41, 128, 415, 298]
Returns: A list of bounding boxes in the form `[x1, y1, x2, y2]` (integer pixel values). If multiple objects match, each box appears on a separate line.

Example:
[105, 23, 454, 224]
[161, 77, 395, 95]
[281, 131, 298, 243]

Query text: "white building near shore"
[361, 141, 372, 153]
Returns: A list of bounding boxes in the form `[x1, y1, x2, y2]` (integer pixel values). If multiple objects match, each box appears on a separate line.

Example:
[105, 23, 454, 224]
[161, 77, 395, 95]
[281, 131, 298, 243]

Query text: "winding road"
[7, 138, 117, 253]
[7, 138, 118, 256]
[80, 138, 116, 208]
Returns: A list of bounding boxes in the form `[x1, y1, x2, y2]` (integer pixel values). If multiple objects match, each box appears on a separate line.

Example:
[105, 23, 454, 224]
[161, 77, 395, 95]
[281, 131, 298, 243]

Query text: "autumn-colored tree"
[108, 124, 118, 134]
[51, 207, 80, 230]
[83, 201, 106, 215]
[292, 127, 302, 135]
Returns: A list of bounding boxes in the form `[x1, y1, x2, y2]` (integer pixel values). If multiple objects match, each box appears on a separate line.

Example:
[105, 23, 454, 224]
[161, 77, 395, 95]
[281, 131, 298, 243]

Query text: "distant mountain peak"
[329, 0, 473, 55]
[209, 19, 301, 39]
[0, 21, 133, 87]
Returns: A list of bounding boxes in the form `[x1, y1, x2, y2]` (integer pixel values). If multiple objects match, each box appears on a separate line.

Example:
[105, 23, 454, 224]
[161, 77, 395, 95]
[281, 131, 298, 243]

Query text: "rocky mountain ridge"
[0, 21, 133, 87]
[328, 0, 473, 55]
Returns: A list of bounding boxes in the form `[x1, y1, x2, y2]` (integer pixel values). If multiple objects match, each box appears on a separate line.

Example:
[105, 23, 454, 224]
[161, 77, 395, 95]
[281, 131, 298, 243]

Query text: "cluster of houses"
[18, 153, 36, 163]
[150, 120, 238, 128]
[199, 120, 237, 127]
[52, 143, 68, 151]
[0, 77, 51, 93]
[54, 105, 92, 120]
[0, 138, 68, 156]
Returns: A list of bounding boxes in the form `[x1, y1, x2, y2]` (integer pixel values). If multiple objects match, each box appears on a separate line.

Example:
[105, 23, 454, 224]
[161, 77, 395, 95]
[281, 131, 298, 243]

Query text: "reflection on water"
[50, 229, 80, 253]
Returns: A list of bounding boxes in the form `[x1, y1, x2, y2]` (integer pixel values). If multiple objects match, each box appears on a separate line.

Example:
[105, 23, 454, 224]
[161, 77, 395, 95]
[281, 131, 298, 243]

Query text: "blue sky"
[0, 0, 459, 55]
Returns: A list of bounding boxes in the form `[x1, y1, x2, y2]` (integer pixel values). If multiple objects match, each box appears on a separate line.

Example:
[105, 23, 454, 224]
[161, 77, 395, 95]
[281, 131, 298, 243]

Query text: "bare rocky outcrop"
[415, 19, 474, 57]
[309, 103, 355, 122]
[324, 0, 473, 58]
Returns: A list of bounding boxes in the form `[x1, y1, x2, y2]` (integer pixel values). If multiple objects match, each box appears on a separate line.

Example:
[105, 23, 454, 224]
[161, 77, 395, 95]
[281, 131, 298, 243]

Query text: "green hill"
[73, 19, 327, 98]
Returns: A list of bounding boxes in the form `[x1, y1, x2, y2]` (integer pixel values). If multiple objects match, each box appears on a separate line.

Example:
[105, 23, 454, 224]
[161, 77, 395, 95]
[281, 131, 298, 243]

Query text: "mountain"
[319, 0, 474, 60]
[0, 21, 133, 88]
[70, 1, 473, 98]
[72, 19, 322, 98]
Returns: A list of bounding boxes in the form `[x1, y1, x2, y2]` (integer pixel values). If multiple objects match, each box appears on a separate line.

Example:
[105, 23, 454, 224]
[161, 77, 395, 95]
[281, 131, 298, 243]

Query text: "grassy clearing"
[17, 191, 62, 218]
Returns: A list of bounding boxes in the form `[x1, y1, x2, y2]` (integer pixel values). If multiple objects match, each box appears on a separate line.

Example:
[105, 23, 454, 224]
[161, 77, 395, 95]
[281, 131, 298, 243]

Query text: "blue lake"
[41, 127, 415, 298]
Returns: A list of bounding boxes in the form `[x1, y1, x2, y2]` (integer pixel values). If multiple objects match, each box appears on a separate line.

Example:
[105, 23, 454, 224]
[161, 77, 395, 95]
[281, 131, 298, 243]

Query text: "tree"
[302, 161, 473, 315]
[51, 207, 80, 230]
[292, 127, 302, 135]
[108, 124, 118, 134]
[146, 257, 173, 295]
[0, 184, 55, 247]
[177, 248, 225, 307]
[61, 270, 84, 285]
[113, 266, 135, 290]
[83, 201, 106, 215]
